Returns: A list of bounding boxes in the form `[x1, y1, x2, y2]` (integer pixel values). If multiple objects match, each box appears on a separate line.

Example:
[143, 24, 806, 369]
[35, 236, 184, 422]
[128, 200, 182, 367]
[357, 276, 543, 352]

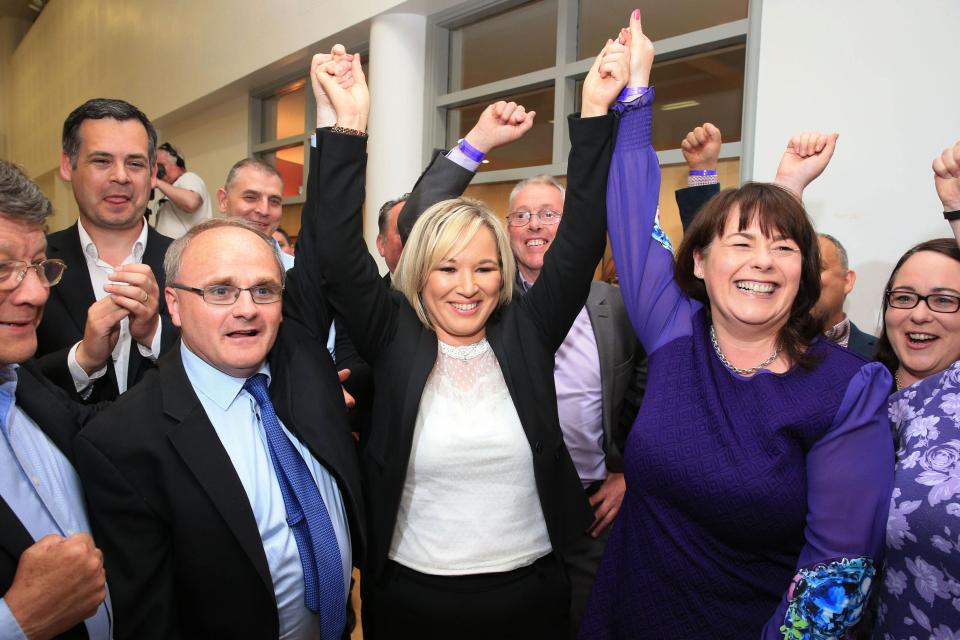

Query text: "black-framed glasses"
[0, 259, 67, 291]
[885, 289, 960, 313]
[170, 283, 283, 305]
[506, 209, 562, 227]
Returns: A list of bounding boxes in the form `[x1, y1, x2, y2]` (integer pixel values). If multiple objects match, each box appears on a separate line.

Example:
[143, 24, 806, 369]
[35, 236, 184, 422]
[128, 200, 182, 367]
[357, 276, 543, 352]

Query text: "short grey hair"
[164, 218, 285, 285]
[0, 160, 52, 225]
[819, 233, 849, 271]
[223, 157, 283, 192]
[378, 193, 410, 237]
[507, 174, 565, 212]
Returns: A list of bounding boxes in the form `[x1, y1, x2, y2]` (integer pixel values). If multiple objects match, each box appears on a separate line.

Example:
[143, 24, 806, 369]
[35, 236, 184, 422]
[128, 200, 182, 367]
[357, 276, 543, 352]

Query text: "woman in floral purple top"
[873, 140, 960, 639]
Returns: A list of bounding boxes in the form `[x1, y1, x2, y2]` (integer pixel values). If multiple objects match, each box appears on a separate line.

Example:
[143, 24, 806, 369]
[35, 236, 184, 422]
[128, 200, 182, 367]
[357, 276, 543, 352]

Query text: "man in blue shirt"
[74, 52, 366, 639]
[0, 159, 110, 639]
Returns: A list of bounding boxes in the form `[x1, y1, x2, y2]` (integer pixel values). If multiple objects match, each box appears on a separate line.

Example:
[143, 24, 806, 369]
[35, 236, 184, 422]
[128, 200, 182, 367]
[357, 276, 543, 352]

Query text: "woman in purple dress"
[579, 14, 893, 639]
[872, 140, 960, 639]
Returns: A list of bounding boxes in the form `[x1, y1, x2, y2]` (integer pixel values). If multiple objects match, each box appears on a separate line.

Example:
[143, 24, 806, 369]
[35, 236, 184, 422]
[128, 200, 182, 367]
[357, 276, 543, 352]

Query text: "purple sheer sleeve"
[762, 360, 894, 640]
[607, 91, 700, 356]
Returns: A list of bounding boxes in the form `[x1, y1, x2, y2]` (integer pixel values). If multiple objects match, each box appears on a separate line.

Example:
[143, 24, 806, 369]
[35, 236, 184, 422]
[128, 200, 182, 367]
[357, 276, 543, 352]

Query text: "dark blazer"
[848, 321, 878, 360]
[38, 222, 177, 402]
[397, 149, 474, 245]
[314, 117, 614, 589]
[74, 149, 367, 639]
[0, 360, 101, 640]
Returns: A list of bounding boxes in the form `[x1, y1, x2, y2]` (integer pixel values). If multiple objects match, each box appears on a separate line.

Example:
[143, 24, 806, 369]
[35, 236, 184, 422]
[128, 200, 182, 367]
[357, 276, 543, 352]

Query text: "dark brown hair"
[675, 182, 823, 368]
[875, 238, 960, 374]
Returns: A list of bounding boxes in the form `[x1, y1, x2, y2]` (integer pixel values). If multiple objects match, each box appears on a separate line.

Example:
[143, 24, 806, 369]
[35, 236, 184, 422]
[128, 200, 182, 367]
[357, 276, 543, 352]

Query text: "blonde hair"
[393, 197, 515, 329]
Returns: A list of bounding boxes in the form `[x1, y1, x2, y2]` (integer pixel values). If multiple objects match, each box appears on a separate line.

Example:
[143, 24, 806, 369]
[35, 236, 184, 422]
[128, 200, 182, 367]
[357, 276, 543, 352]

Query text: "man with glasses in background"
[153, 141, 212, 239]
[0, 160, 111, 640]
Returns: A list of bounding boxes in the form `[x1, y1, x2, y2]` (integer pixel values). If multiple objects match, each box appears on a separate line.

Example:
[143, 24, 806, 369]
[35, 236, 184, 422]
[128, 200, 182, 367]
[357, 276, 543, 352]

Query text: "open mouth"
[526, 239, 547, 248]
[450, 301, 479, 314]
[736, 280, 776, 295]
[906, 332, 938, 345]
[226, 329, 260, 338]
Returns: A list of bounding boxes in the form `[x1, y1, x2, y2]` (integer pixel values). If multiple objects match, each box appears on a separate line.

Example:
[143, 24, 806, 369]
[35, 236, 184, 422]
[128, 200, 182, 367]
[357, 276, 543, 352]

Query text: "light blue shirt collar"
[179, 342, 270, 412]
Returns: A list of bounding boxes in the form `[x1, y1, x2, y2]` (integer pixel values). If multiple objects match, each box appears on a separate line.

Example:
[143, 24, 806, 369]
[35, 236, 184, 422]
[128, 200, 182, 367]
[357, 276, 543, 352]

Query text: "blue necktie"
[243, 374, 345, 640]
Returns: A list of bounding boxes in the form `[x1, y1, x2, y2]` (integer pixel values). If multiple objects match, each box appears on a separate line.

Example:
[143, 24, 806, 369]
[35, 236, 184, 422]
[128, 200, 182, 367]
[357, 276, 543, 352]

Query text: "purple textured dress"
[578, 91, 894, 639]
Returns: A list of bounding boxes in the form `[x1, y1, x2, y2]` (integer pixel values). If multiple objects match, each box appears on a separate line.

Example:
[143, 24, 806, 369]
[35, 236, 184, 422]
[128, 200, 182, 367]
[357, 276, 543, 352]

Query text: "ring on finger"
[141, 292, 148, 303]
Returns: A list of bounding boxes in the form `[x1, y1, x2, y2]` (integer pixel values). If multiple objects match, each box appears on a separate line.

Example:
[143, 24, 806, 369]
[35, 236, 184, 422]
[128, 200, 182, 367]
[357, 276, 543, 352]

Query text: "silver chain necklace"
[709, 325, 781, 376]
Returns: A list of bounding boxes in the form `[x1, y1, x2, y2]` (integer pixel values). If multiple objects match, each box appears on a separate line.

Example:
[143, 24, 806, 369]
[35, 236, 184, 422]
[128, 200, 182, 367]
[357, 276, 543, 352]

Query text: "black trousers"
[364, 554, 570, 640]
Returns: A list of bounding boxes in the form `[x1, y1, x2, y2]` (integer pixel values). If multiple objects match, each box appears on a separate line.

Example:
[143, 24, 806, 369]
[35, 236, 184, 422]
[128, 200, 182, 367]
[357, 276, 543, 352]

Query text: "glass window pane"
[577, 0, 747, 58]
[651, 45, 744, 150]
[280, 203, 304, 238]
[449, 0, 557, 91]
[575, 45, 744, 150]
[446, 86, 555, 172]
[259, 144, 304, 198]
[261, 84, 306, 141]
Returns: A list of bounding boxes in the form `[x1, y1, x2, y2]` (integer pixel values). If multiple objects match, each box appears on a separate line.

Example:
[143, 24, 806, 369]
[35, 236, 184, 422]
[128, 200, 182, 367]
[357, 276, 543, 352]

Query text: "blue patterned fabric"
[874, 361, 960, 639]
[780, 557, 875, 639]
[244, 374, 345, 640]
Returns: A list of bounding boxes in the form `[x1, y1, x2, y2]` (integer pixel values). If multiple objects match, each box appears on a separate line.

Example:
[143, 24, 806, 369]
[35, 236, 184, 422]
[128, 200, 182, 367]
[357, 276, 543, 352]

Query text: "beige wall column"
[364, 12, 428, 273]
[0, 17, 31, 161]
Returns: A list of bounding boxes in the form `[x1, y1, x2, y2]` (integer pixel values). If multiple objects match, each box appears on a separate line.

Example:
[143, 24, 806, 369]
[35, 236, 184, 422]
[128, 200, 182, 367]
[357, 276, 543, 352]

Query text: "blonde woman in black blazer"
[311, 42, 626, 639]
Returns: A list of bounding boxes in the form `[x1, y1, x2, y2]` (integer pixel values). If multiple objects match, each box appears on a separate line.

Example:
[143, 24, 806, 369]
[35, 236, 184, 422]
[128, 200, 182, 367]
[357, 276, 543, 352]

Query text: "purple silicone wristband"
[688, 170, 718, 176]
[457, 138, 485, 163]
[616, 86, 649, 102]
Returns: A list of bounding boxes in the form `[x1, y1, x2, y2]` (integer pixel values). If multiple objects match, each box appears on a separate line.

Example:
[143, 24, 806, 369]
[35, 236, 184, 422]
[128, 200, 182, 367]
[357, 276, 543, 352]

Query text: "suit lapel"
[46, 224, 96, 336]
[0, 497, 34, 565]
[160, 350, 274, 595]
[399, 329, 438, 452]
[585, 283, 614, 433]
[15, 362, 82, 465]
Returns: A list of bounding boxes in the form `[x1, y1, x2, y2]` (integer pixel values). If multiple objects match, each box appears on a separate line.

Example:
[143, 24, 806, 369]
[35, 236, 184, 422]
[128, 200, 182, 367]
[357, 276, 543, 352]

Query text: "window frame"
[424, 0, 751, 184]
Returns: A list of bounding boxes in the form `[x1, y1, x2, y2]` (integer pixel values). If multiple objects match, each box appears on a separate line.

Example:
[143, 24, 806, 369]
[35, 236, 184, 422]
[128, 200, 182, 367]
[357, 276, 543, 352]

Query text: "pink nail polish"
[632, 8, 640, 20]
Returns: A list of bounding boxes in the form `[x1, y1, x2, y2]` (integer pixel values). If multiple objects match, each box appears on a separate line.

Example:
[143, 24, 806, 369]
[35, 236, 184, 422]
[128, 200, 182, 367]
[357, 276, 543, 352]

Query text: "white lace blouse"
[387, 338, 552, 575]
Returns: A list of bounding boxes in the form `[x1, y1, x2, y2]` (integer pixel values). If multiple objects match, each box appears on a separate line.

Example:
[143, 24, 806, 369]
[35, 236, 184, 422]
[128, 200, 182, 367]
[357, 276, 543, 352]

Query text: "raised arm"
[518, 39, 624, 352]
[933, 139, 960, 246]
[607, 11, 697, 354]
[764, 362, 893, 639]
[773, 131, 839, 199]
[397, 101, 536, 244]
[676, 122, 722, 229]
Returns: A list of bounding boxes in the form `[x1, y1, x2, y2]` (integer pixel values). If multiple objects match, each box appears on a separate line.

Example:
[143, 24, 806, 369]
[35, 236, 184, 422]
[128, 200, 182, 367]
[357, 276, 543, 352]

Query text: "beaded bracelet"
[331, 125, 365, 137]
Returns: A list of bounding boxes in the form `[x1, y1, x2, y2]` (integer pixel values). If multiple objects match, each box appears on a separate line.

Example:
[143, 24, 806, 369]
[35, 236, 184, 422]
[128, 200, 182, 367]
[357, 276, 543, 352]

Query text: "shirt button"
[31, 476, 40, 487]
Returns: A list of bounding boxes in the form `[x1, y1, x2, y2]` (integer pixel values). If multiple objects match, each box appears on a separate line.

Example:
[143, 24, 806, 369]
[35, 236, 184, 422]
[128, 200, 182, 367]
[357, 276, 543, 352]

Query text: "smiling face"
[59, 118, 155, 231]
[165, 226, 283, 378]
[0, 215, 50, 365]
[884, 250, 960, 385]
[693, 206, 802, 338]
[507, 182, 564, 284]
[421, 225, 502, 346]
[218, 165, 284, 235]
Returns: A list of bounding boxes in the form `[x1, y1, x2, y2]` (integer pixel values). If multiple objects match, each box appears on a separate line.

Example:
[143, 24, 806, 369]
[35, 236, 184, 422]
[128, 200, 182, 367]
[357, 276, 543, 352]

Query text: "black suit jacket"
[38, 222, 177, 402]
[0, 360, 101, 640]
[848, 321, 878, 360]
[74, 150, 367, 639]
[315, 117, 614, 587]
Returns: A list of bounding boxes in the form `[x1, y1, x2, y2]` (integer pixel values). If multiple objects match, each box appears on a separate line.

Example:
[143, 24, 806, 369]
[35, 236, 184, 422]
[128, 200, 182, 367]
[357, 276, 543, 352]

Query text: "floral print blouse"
[876, 360, 960, 639]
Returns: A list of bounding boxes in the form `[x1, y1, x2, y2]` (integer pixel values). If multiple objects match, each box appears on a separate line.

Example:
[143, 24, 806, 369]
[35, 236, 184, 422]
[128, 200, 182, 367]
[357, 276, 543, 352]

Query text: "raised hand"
[311, 45, 354, 129]
[773, 131, 839, 198]
[4, 533, 106, 640]
[581, 39, 630, 117]
[620, 9, 654, 88]
[933, 140, 960, 211]
[462, 101, 536, 154]
[681, 123, 722, 172]
[312, 45, 369, 132]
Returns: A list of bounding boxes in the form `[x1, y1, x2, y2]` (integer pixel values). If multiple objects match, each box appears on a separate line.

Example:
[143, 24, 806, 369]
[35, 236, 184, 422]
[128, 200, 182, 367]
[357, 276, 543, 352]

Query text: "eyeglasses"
[170, 283, 283, 305]
[885, 289, 960, 313]
[0, 259, 67, 291]
[506, 210, 562, 227]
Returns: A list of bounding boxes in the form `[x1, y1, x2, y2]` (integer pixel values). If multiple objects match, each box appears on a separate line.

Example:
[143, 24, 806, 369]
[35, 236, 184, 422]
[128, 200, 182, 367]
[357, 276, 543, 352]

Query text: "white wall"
[748, 0, 960, 334]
